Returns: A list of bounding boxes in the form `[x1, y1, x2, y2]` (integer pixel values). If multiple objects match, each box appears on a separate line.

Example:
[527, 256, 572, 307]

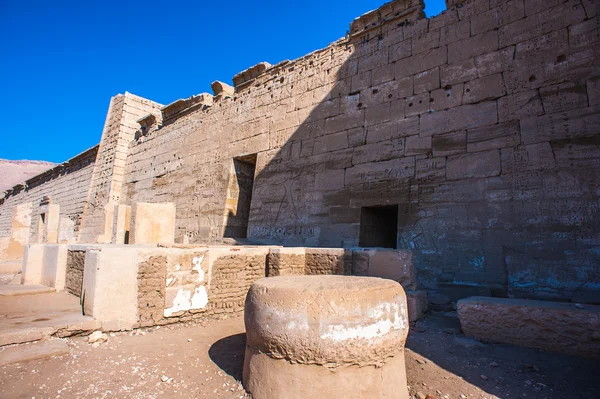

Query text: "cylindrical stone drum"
[243, 275, 409, 399]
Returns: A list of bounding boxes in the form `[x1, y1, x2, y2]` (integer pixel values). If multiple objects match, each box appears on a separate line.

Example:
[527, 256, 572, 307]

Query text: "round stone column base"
[243, 346, 408, 399]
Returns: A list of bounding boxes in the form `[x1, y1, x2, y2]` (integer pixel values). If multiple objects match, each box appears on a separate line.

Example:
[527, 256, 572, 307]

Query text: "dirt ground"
[0, 312, 598, 399]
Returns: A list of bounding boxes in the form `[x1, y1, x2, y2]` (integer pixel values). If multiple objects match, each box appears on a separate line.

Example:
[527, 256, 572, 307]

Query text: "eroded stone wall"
[0, 146, 98, 243]
[121, 0, 600, 300]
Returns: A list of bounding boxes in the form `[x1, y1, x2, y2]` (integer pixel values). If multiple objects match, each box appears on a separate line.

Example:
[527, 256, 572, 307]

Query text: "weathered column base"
[243, 347, 407, 399]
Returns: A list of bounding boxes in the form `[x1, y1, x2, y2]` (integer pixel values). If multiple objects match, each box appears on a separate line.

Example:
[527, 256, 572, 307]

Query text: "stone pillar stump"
[243, 275, 410, 399]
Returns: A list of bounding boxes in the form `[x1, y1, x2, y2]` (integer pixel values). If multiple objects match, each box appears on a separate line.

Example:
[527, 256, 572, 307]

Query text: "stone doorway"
[224, 154, 257, 238]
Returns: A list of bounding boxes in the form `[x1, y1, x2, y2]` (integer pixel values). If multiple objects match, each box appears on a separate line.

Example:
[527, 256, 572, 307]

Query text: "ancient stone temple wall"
[0, 146, 98, 244]
[0, 0, 598, 302]
[123, 0, 600, 300]
[78, 93, 163, 243]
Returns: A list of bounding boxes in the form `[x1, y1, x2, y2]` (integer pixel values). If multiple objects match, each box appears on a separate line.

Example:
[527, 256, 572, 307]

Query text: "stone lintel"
[349, 0, 425, 36]
[232, 62, 272, 88]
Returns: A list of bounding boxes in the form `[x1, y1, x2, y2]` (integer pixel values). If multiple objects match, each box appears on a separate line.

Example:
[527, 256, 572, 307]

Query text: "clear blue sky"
[0, 0, 446, 163]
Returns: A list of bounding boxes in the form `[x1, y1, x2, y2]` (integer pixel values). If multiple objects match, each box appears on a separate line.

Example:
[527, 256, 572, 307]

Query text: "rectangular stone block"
[416, 157, 446, 181]
[463, 73, 507, 104]
[7, 203, 32, 260]
[366, 116, 419, 143]
[345, 157, 416, 186]
[540, 81, 589, 114]
[441, 58, 478, 86]
[458, 296, 600, 357]
[501, 142, 556, 173]
[497, 90, 544, 122]
[467, 121, 520, 152]
[304, 248, 350, 275]
[406, 290, 428, 322]
[448, 31, 498, 64]
[267, 248, 306, 276]
[405, 135, 432, 156]
[430, 83, 464, 111]
[131, 202, 176, 245]
[352, 248, 416, 290]
[420, 102, 498, 137]
[414, 67, 440, 94]
[520, 107, 600, 144]
[432, 130, 466, 156]
[475, 46, 516, 78]
[446, 150, 501, 180]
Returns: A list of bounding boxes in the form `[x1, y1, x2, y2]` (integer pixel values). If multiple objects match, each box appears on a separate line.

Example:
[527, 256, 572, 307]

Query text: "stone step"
[457, 296, 600, 357]
[0, 284, 53, 297]
[0, 339, 69, 366]
[0, 261, 22, 275]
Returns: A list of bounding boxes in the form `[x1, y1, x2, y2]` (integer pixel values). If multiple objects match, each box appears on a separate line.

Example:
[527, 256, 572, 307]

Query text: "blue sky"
[0, 0, 446, 163]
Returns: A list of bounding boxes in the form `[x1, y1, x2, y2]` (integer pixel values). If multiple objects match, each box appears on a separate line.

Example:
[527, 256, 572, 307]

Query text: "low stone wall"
[27, 243, 423, 330]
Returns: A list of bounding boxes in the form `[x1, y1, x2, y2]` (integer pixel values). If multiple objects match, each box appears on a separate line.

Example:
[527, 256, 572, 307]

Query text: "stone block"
[540, 82, 589, 114]
[448, 31, 498, 64]
[352, 248, 416, 290]
[366, 116, 419, 143]
[21, 244, 44, 285]
[587, 75, 600, 107]
[432, 130, 466, 156]
[406, 290, 428, 322]
[404, 93, 430, 117]
[405, 135, 432, 156]
[475, 46, 516, 78]
[416, 157, 446, 181]
[430, 83, 464, 111]
[497, 90, 544, 122]
[446, 150, 501, 180]
[420, 102, 498, 137]
[82, 246, 140, 330]
[441, 58, 478, 86]
[7, 203, 32, 260]
[315, 169, 345, 191]
[470, 0, 525, 36]
[352, 138, 405, 165]
[41, 244, 68, 290]
[414, 67, 440, 94]
[467, 121, 520, 152]
[412, 30, 440, 55]
[345, 157, 416, 186]
[440, 19, 470, 45]
[463, 73, 507, 104]
[520, 107, 600, 144]
[131, 202, 176, 245]
[501, 143, 556, 173]
[458, 296, 600, 357]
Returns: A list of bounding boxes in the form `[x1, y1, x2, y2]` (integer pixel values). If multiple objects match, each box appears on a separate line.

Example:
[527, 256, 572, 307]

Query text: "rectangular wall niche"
[359, 205, 398, 249]
[224, 154, 257, 238]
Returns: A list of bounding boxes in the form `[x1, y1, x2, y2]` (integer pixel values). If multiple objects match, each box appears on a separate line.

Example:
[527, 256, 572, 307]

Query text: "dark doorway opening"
[224, 154, 257, 238]
[359, 205, 398, 249]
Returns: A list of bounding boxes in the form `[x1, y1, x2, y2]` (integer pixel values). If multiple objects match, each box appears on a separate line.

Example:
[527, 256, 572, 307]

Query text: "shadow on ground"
[209, 332, 246, 381]
[406, 313, 600, 399]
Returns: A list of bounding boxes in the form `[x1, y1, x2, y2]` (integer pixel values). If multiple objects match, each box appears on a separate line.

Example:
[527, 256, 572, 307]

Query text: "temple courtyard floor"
[0, 291, 598, 399]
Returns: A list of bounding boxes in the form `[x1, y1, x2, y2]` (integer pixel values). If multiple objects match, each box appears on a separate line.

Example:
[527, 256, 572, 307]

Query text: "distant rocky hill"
[0, 159, 56, 193]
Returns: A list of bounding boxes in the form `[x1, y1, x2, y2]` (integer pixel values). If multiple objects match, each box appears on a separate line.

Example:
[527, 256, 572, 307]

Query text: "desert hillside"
[0, 159, 56, 193]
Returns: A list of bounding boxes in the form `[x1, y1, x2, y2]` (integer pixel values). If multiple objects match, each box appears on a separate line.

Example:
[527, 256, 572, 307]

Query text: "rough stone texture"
[304, 248, 351, 275]
[458, 296, 600, 357]
[0, 147, 97, 242]
[352, 249, 416, 290]
[0, 0, 598, 302]
[6, 203, 32, 260]
[266, 248, 305, 276]
[406, 290, 428, 322]
[137, 256, 167, 327]
[243, 275, 409, 399]
[66, 250, 85, 297]
[0, 339, 69, 367]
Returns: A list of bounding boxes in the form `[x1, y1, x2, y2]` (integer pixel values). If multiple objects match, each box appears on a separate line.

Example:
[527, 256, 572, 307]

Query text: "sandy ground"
[0, 312, 598, 399]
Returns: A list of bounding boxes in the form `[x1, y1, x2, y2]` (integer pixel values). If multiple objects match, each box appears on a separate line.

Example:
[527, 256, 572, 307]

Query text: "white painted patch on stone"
[175, 264, 181, 271]
[166, 277, 175, 287]
[193, 255, 205, 282]
[321, 302, 406, 342]
[164, 289, 192, 317]
[191, 286, 208, 309]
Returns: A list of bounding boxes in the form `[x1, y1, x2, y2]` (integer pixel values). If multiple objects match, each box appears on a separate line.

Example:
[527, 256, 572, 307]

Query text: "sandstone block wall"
[0, 146, 98, 244]
[118, 0, 600, 301]
[78, 93, 163, 243]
